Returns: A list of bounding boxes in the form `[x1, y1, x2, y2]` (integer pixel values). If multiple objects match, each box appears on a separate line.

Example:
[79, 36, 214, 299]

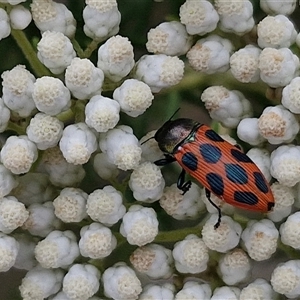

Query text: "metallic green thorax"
[154, 118, 200, 154]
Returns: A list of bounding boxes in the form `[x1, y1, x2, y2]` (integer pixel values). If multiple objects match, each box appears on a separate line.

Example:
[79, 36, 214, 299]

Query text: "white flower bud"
[268, 182, 294, 222]
[280, 212, 300, 249]
[26, 113, 63, 150]
[83, 0, 121, 41]
[120, 205, 158, 246]
[270, 145, 300, 187]
[37, 31, 76, 74]
[97, 35, 134, 82]
[130, 244, 173, 279]
[32, 76, 71, 116]
[65, 57, 104, 100]
[215, 0, 254, 35]
[173, 234, 209, 274]
[59, 122, 97, 165]
[0, 196, 28, 234]
[230, 45, 261, 83]
[1, 65, 35, 117]
[62, 264, 100, 300]
[159, 183, 205, 220]
[0, 97, 10, 132]
[140, 130, 164, 163]
[10, 5, 32, 30]
[53, 187, 88, 223]
[240, 278, 275, 300]
[146, 21, 192, 56]
[258, 105, 299, 144]
[241, 219, 278, 261]
[260, 0, 296, 15]
[129, 162, 165, 203]
[282, 77, 300, 114]
[175, 281, 211, 300]
[113, 79, 154, 117]
[134, 54, 184, 93]
[0, 135, 38, 174]
[0, 0, 26, 4]
[140, 284, 175, 300]
[271, 260, 300, 298]
[218, 248, 251, 285]
[202, 215, 242, 252]
[23, 202, 61, 237]
[211, 286, 240, 300]
[0, 8, 10, 40]
[85, 95, 120, 132]
[179, 0, 219, 35]
[35, 230, 79, 268]
[86, 186, 125, 226]
[201, 86, 252, 128]
[257, 15, 297, 48]
[31, 0, 76, 38]
[99, 125, 142, 170]
[19, 265, 64, 300]
[14, 235, 36, 270]
[0, 233, 19, 272]
[79, 222, 117, 259]
[237, 118, 265, 146]
[42, 147, 86, 187]
[258, 47, 299, 88]
[102, 262, 142, 300]
[0, 164, 17, 198]
[93, 152, 119, 180]
[187, 36, 232, 74]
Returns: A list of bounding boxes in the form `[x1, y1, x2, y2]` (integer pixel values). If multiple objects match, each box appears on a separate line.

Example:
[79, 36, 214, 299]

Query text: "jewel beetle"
[153, 116, 275, 229]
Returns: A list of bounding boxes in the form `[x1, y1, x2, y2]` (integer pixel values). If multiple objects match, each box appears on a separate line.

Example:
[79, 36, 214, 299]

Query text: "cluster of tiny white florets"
[1, 0, 300, 298]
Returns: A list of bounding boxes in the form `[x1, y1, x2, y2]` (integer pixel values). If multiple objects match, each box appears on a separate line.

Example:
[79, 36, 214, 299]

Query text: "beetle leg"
[177, 169, 191, 195]
[154, 154, 176, 166]
[205, 188, 222, 229]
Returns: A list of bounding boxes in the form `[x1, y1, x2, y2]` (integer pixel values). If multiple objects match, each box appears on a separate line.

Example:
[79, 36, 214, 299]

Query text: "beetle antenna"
[140, 136, 154, 145]
[168, 107, 180, 121]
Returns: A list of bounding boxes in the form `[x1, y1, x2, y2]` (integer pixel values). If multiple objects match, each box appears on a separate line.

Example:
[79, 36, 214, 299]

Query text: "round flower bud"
[83, 0, 121, 41]
[93, 152, 119, 180]
[79, 222, 117, 259]
[32, 76, 71, 116]
[201, 86, 252, 128]
[240, 278, 275, 300]
[179, 0, 219, 35]
[0, 164, 17, 198]
[202, 215, 242, 253]
[1, 65, 36, 117]
[59, 122, 97, 165]
[258, 105, 299, 144]
[140, 284, 175, 300]
[175, 281, 212, 300]
[62, 264, 100, 300]
[86, 186, 125, 226]
[53, 187, 88, 223]
[134, 54, 184, 93]
[282, 77, 300, 113]
[10, 5, 32, 30]
[146, 21, 192, 56]
[0, 8, 10, 40]
[270, 145, 300, 187]
[26, 113, 63, 150]
[0, 233, 19, 272]
[65, 57, 104, 100]
[159, 183, 205, 220]
[0, 97, 10, 133]
[257, 15, 297, 48]
[241, 219, 278, 261]
[258, 47, 299, 88]
[173, 234, 209, 274]
[120, 205, 158, 246]
[113, 79, 154, 117]
[130, 244, 173, 279]
[34, 230, 79, 268]
[211, 286, 240, 300]
[237, 118, 266, 146]
[271, 260, 300, 298]
[140, 130, 164, 163]
[260, 0, 296, 15]
[0, 135, 38, 174]
[37, 31, 76, 74]
[97, 35, 134, 82]
[280, 212, 300, 250]
[129, 162, 165, 203]
[31, 0, 76, 37]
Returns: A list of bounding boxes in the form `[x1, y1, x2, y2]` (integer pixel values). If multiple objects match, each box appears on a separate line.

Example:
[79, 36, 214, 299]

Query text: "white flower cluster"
[1, 0, 300, 299]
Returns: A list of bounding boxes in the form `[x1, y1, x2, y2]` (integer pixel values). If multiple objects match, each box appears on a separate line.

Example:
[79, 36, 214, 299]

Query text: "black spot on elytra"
[231, 148, 252, 163]
[200, 144, 222, 164]
[205, 129, 224, 142]
[206, 173, 224, 196]
[253, 172, 269, 193]
[225, 163, 248, 184]
[234, 191, 259, 206]
[181, 152, 198, 171]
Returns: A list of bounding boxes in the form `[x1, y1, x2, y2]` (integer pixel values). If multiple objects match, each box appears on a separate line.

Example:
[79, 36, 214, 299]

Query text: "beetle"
[153, 117, 275, 229]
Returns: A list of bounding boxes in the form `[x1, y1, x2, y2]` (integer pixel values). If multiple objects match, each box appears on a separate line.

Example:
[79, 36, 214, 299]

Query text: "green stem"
[154, 226, 201, 243]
